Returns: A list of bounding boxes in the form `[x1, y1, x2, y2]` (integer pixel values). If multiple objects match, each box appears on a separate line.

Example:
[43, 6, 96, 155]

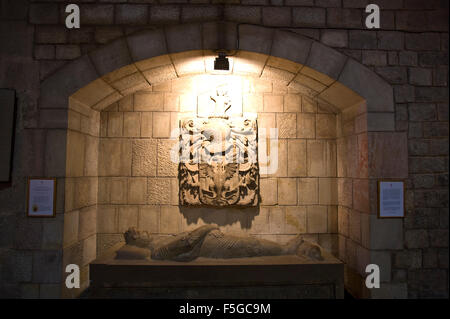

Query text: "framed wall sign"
[27, 178, 56, 217]
[377, 180, 405, 218]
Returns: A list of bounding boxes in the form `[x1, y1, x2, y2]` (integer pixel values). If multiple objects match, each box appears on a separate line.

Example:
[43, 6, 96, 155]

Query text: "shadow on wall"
[180, 206, 260, 230]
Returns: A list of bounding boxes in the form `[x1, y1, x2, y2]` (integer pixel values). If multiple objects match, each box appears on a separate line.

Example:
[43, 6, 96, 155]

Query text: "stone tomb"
[88, 242, 344, 299]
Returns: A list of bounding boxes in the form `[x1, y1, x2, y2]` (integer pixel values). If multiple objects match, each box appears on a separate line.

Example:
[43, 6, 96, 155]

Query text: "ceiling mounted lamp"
[214, 51, 229, 71]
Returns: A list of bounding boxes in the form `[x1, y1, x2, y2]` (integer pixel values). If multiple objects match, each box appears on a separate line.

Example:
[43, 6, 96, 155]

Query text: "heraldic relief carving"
[179, 87, 259, 206]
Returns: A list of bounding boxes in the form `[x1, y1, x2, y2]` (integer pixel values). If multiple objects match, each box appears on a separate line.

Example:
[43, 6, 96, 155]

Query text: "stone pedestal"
[88, 245, 344, 299]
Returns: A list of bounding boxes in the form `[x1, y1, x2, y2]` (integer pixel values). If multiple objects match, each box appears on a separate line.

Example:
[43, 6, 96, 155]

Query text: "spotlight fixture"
[214, 51, 229, 71]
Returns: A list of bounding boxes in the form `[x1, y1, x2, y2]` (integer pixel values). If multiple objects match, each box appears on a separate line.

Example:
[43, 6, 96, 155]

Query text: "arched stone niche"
[37, 23, 407, 298]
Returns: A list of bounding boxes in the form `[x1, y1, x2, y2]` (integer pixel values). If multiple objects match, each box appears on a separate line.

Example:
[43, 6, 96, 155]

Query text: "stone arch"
[40, 22, 407, 298]
[39, 22, 393, 113]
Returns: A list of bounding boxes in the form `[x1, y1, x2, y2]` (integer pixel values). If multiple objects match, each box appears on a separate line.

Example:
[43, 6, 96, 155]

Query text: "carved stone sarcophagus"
[179, 116, 259, 206]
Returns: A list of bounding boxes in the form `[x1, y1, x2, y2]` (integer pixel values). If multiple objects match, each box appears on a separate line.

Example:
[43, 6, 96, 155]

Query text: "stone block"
[142, 65, 177, 87]
[234, 51, 267, 76]
[298, 178, 318, 205]
[285, 206, 307, 234]
[107, 112, 123, 137]
[284, 94, 301, 113]
[181, 5, 220, 23]
[116, 4, 148, 25]
[123, 112, 141, 137]
[307, 140, 337, 177]
[399, 51, 418, 66]
[307, 206, 328, 233]
[224, 6, 261, 25]
[371, 283, 408, 299]
[82, 234, 97, 266]
[316, 113, 336, 138]
[138, 206, 160, 234]
[165, 23, 202, 53]
[153, 112, 171, 138]
[405, 33, 441, 51]
[39, 55, 98, 109]
[349, 30, 377, 49]
[35, 25, 67, 44]
[134, 92, 164, 111]
[277, 113, 296, 138]
[352, 179, 370, 214]
[320, 30, 348, 48]
[158, 139, 178, 177]
[164, 94, 180, 112]
[263, 95, 283, 113]
[262, 7, 291, 27]
[370, 215, 403, 249]
[394, 84, 415, 103]
[293, 7, 326, 27]
[366, 113, 395, 131]
[140, 112, 153, 137]
[338, 206, 350, 237]
[99, 139, 132, 176]
[110, 177, 127, 205]
[349, 210, 361, 243]
[97, 205, 117, 234]
[149, 5, 180, 24]
[249, 207, 270, 234]
[160, 206, 181, 234]
[148, 178, 171, 204]
[268, 207, 285, 234]
[305, 42, 347, 82]
[32, 250, 62, 284]
[131, 139, 157, 176]
[80, 4, 114, 25]
[128, 177, 147, 205]
[278, 178, 297, 205]
[395, 250, 422, 269]
[45, 129, 67, 178]
[34, 45, 55, 60]
[338, 58, 394, 112]
[302, 97, 317, 113]
[376, 66, 408, 84]
[260, 178, 278, 205]
[55, 45, 81, 60]
[288, 140, 307, 177]
[243, 94, 263, 113]
[66, 130, 85, 178]
[378, 31, 404, 50]
[271, 30, 312, 65]
[338, 178, 352, 207]
[78, 206, 96, 241]
[409, 67, 433, 86]
[238, 24, 274, 55]
[89, 38, 132, 77]
[118, 206, 139, 233]
[328, 206, 338, 233]
[94, 27, 124, 44]
[319, 178, 338, 205]
[368, 132, 408, 178]
[362, 51, 387, 66]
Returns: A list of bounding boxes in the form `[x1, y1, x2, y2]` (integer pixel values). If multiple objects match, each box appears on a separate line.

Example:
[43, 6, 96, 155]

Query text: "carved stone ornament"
[178, 89, 259, 207]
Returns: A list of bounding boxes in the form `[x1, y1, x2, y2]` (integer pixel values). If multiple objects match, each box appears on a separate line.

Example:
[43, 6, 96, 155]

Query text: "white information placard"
[27, 178, 56, 217]
[378, 181, 404, 218]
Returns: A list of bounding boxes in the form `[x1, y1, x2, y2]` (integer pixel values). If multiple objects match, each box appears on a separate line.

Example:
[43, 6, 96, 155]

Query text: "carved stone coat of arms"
[178, 89, 259, 207]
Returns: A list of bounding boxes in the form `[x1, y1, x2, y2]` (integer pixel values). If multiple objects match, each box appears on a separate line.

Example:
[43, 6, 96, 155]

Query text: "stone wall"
[62, 102, 100, 297]
[0, 1, 447, 298]
[95, 75, 340, 257]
